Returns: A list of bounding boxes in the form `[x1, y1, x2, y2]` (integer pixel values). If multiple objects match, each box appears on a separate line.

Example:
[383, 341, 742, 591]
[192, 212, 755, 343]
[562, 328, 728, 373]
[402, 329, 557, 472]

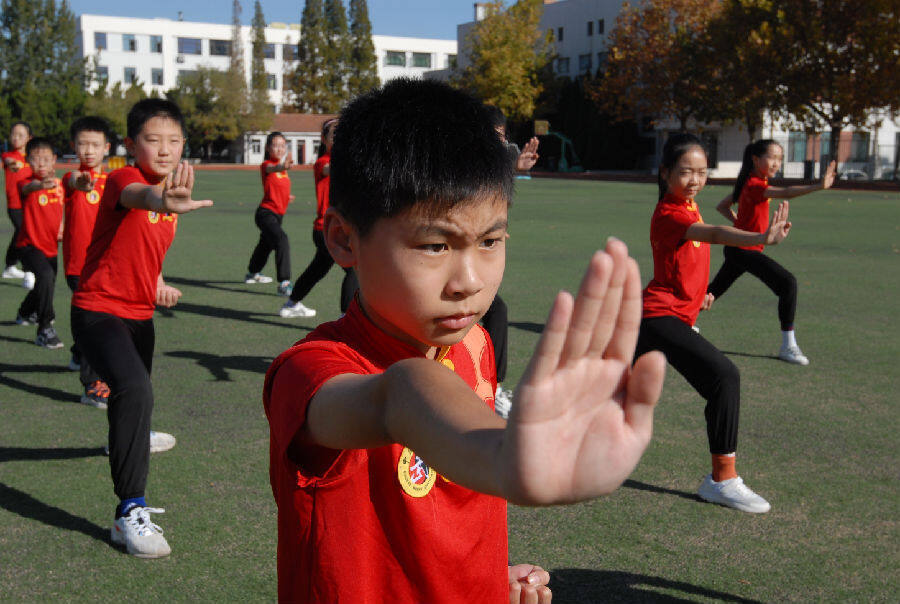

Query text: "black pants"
[66, 275, 100, 387]
[636, 316, 740, 454]
[71, 306, 154, 501]
[481, 295, 508, 383]
[5, 207, 23, 268]
[247, 207, 291, 282]
[18, 246, 57, 330]
[290, 229, 357, 313]
[708, 246, 797, 331]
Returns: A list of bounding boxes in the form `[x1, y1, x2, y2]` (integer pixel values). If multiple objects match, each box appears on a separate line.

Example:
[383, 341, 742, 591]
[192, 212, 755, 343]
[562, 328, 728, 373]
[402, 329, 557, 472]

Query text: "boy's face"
[352, 195, 508, 355]
[10, 125, 30, 151]
[28, 148, 56, 179]
[73, 130, 109, 169]
[125, 116, 184, 179]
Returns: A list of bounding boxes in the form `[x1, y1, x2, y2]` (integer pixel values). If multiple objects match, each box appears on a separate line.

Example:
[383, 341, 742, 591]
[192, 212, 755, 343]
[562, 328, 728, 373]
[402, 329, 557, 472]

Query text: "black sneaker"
[16, 312, 38, 326]
[35, 326, 64, 349]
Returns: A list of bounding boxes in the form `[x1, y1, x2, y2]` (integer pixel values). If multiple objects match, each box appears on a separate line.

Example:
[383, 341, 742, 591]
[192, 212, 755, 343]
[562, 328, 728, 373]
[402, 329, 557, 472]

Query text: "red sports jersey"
[72, 166, 177, 320]
[15, 177, 63, 257]
[733, 175, 769, 252]
[263, 300, 508, 604]
[63, 166, 108, 277]
[259, 158, 291, 215]
[642, 193, 711, 326]
[3, 150, 32, 210]
[312, 153, 330, 231]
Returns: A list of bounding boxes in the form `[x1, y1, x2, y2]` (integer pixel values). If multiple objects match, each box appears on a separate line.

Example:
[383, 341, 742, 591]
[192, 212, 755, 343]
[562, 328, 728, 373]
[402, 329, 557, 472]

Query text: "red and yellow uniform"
[259, 158, 291, 215]
[312, 153, 330, 231]
[3, 150, 32, 210]
[16, 178, 64, 257]
[642, 193, 710, 325]
[263, 300, 508, 604]
[72, 166, 177, 320]
[733, 175, 769, 252]
[62, 166, 108, 277]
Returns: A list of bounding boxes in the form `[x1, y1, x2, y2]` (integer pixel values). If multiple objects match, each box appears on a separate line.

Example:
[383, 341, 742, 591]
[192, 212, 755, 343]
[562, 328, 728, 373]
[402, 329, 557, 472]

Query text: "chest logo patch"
[38, 193, 48, 206]
[397, 447, 436, 498]
[87, 190, 100, 204]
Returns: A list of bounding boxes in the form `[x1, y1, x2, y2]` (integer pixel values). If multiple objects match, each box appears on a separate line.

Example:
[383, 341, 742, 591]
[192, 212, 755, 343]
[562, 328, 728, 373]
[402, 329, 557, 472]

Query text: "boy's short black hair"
[71, 116, 111, 142]
[330, 78, 514, 236]
[485, 105, 506, 130]
[126, 98, 185, 140]
[25, 137, 55, 157]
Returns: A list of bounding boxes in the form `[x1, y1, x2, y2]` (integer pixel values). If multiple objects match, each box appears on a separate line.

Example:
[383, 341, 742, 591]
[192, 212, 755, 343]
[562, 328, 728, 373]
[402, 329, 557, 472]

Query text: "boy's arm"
[304, 238, 666, 506]
[687, 201, 791, 247]
[20, 178, 47, 195]
[715, 193, 736, 223]
[516, 137, 540, 173]
[264, 154, 294, 173]
[120, 161, 213, 214]
[765, 160, 836, 198]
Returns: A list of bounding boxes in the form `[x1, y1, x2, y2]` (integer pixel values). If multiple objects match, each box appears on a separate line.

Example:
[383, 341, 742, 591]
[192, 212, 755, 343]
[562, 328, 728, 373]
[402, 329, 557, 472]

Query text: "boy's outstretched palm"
[501, 238, 666, 505]
[162, 161, 213, 213]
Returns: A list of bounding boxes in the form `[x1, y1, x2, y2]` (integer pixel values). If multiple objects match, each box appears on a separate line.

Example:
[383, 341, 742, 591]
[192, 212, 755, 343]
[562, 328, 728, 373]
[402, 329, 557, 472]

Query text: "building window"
[597, 52, 609, 72]
[210, 39, 231, 56]
[151, 68, 164, 86]
[579, 53, 592, 73]
[598, 19, 605, 34]
[557, 57, 569, 74]
[177, 37, 202, 55]
[385, 51, 406, 66]
[94, 32, 107, 50]
[849, 132, 869, 162]
[788, 132, 806, 162]
[557, 27, 564, 42]
[294, 141, 306, 164]
[283, 43, 298, 61]
[178, 69, 198, 83]
[151, 35, 162, 53]
[587, 21, 593, 36]
[447, 54, 457, 69]
[412, 52, 431, 68]
[251, 139, 261, 154]
[267, 74, 277, 90]
[96, 65, 108, 81]
[264, 43, 276, 59]
[124, 67, 137, 85]
[122, 34, 136, 52]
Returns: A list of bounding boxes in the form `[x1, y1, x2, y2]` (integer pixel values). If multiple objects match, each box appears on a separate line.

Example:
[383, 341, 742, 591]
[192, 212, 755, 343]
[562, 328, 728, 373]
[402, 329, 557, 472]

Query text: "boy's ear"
[323, 208, 357, 268]
[123, 137, 135, 156]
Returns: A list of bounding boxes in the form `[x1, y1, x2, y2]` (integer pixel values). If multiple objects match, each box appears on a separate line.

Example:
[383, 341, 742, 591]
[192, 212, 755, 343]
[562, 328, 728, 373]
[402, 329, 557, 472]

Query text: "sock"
[782, 329, 797, 348]
[116, 496, 147, 519]
[711, 453, 737, 482]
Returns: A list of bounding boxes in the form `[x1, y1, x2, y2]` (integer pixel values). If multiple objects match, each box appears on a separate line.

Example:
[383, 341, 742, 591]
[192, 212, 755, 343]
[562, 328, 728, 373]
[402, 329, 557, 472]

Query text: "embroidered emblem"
[87, 190, 100, 204]
[38, 194, 48, 206]
[397, 447, 436, 498]
[148, 211, 160, 224]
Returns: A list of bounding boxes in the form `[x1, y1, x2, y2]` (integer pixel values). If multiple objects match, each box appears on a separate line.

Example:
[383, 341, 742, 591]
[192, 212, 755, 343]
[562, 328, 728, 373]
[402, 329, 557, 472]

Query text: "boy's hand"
[288, 194, 296, 203]
[763, 201, 790, 245]
[516, 137, 540, 172]
[41, 176, 57, 190]
[73, 171, 95, 192]
[283, 153, 294, 170]
[156, 284, 182, 308]
[161, 161, 213, 214]
[501, 238, 666, 505]
[508, 564, 551, 604]
[5, 157, 21, 172]
[700, 292, 714, 311]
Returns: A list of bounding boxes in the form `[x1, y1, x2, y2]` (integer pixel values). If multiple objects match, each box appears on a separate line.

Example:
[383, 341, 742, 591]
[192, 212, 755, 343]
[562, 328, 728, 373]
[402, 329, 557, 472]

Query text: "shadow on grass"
[550, 568, 763, 603]
[0, 364, 76, 404]
[510, 321, 545, 334]
[0, 446, 105, 462]
[0, 482, 110, 546]
[719, 350, 779, 361]
[622, 479, 702, 503]
[166, 350, 273, 381]
[0, 332, 35, 344]
[163, 275, 278, 298]
[156, 301, 315, 331]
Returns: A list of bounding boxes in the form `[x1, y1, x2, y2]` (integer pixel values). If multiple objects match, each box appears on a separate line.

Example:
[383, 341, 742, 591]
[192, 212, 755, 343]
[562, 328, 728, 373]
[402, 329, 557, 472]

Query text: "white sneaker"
[691, 324, 700, 334]
[22, 271, 35, 290]
[494, 385, 513, 419]
[778, 344, 809, 365]
[244, 272, 273, 284]
[111, 506, 171, 558]
[279, 300, 317, 318]
[697, 474, 771, 513]
[2, 265, 25, 279]
[150, 430, 176, 453]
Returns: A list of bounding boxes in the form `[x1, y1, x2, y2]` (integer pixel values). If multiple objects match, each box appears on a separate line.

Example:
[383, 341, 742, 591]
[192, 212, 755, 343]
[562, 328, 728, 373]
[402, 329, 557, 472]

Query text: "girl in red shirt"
[708, 139, 835, 365]
[636, 133, 791, 513]
[3, 121, 33, 283]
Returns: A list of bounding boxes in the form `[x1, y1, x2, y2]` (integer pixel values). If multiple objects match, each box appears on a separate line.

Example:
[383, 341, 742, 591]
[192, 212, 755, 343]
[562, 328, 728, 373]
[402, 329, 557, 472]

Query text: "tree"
[245, 0, 273, 132]
[289, 0, 332, 112]
[83, 77, 147, 144]
[0, 0, 86, 148]
[454, 0, 552, 121]
[323, 0, 351, 107]
[347, 0, 379, 98]
[167, 68, 243, 159]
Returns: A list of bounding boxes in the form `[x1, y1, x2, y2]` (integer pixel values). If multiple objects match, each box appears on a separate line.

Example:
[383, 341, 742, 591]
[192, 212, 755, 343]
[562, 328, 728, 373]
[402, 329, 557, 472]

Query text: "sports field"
[1, 171, 897, 602]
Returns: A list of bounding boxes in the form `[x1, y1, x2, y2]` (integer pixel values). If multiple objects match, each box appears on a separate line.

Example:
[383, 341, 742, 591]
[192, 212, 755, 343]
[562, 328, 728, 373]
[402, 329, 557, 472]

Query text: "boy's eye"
[481, 238, 500, 249]
[419, 243, 447, 253]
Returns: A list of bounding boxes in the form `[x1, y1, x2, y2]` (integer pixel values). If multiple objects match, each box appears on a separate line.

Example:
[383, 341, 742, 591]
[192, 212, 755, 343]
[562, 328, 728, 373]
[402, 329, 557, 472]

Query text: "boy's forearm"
[21, 180, 42, 194]
[767, 183, 823, 199]
[120, 182, 164, 212]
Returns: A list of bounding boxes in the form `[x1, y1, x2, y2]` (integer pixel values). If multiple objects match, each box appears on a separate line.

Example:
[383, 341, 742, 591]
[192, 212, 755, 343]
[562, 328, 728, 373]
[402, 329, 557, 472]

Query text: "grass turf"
[0, 171, 897, 602]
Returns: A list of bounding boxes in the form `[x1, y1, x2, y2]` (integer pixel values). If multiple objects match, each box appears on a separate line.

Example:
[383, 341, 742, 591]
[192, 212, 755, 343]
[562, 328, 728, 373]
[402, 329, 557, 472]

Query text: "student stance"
[637, 133, 792, 513]
[707, 139, 835, 365]
[2, 121, 35, 288]
[264, 79, 665, 602]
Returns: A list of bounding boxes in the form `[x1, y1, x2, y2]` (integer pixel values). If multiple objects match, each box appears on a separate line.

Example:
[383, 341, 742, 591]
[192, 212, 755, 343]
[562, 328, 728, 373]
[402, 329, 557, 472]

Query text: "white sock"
[782, 329, 797, 348]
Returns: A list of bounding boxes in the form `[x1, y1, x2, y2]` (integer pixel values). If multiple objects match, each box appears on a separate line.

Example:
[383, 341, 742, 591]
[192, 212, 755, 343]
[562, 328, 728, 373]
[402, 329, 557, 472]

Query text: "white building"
[75, 14, 457, 114]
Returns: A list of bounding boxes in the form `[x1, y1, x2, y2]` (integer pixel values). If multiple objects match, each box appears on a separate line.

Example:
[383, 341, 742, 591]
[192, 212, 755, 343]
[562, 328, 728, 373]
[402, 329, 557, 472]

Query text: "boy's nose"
[446, 253, 484, 297]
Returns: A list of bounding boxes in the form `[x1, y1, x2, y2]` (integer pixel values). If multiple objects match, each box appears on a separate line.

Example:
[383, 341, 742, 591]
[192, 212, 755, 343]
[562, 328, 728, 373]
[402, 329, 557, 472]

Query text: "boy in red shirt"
[263, 79, 666, 603]
[63, 116, 111, 407]
[71, 99, 212, 558]
[15, 137, 64, 348]
[3, 121, 34, 286]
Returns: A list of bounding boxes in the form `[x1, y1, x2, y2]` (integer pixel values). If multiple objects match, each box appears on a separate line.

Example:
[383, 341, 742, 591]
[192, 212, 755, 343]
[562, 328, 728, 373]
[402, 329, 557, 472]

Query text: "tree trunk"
[825, 124, 841, 175]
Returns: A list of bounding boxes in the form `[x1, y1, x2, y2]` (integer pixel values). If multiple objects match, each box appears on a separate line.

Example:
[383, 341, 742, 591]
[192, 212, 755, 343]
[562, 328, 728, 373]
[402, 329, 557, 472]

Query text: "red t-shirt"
[15, 177, 64, 257]
[642, 193, 710, 326]
[259, 158, 291, 215]
[312, 154, 330, 231]
[3, 150, 32, 210]
[263, 300, 508, 604]
[63, 166, 108, 277]
[72, 166, 177, 320]
[733, 175, 769, 252]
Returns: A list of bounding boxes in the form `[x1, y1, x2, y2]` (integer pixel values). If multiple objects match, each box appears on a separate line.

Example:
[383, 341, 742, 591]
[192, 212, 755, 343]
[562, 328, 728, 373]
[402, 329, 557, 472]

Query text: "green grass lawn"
[1, 172, 897, 602]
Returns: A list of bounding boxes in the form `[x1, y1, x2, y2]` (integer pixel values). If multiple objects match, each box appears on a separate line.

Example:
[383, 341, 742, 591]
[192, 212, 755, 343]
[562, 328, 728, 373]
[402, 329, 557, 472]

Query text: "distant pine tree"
[323, 0, 351, 111]
[290, 0, 331, 112]
[245, 0, 273, 132]
[348, 0, 379, 98]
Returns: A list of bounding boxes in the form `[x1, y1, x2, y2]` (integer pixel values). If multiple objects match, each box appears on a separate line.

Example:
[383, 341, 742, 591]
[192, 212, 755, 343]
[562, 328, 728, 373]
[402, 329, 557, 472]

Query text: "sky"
[67, 1, 475, 40]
